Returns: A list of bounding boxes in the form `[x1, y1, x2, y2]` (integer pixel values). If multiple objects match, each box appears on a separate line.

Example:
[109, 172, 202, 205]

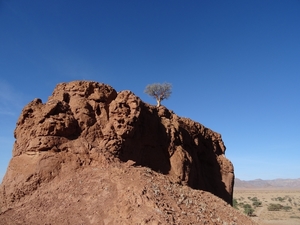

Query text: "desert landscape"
[234, 180, 300, 225]
[1, 1, 299, 224]
[0, 81, 298, 224]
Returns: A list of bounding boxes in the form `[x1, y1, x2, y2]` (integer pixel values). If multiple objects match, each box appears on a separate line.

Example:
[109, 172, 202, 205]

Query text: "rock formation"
[0, 81, 257, 224]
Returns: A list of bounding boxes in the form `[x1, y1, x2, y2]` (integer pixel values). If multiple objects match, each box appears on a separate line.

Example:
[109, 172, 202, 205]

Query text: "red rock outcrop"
[0, 81, 249, 224]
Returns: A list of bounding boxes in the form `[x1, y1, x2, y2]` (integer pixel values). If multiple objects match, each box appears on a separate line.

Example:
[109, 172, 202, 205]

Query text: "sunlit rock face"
[0, 80, 234, 214]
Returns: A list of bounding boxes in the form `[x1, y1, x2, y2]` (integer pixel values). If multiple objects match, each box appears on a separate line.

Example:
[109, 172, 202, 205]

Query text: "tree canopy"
[144, 83, 172, 107]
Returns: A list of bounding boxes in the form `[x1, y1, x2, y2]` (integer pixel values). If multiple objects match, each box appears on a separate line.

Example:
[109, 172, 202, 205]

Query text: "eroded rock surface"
[0, 81, 249, 225]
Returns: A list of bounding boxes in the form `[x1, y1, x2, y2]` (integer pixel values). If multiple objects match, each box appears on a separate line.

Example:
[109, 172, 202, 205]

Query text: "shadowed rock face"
[0, 81, 234, 213]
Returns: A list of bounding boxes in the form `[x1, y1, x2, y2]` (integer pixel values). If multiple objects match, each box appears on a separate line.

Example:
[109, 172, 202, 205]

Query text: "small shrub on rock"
[282, 206, 292, 211]
[252, 200, 262, 207]
[233, 198, 239, 209]
[268, 203, 283, 211]
[275, 197, 285, 202]
[243, 204, 254, 216]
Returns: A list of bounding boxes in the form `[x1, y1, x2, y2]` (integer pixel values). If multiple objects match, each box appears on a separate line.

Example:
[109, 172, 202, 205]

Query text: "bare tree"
[144, 83, 172, 107]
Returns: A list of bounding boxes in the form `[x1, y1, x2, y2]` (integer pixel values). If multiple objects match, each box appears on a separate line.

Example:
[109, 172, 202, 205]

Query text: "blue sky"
[1, 0, 299, 182]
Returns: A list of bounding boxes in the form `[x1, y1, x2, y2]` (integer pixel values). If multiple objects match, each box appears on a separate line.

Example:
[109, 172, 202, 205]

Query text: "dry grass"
[233, 189, 300, 225]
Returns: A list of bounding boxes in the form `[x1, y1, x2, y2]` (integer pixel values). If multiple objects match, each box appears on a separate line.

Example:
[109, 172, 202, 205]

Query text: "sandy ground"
[233, 189, 300, 225]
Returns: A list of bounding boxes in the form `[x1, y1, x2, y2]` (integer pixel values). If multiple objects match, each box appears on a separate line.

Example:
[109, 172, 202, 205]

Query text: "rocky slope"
[0, 81, 257, 224]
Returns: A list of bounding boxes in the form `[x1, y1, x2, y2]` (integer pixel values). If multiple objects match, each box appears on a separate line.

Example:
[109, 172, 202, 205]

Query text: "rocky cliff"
[0, 81, 256, 224]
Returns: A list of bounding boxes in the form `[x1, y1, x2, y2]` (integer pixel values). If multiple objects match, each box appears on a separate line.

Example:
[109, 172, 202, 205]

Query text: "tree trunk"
[156, 99, 161, 107]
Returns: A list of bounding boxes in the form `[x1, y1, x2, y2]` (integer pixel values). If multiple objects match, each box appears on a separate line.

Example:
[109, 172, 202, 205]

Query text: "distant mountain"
[235, 178, 300, 189]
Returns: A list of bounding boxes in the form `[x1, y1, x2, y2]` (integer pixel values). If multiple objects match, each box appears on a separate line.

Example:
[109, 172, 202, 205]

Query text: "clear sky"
[1, 0, 299, 182]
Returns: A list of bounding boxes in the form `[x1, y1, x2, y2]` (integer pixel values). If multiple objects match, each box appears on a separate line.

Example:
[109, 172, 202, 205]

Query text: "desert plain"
[233, 188, 300, 225]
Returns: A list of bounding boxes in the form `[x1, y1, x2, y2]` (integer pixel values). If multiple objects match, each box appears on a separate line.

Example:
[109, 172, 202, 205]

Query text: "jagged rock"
[0, 81, 254, 225]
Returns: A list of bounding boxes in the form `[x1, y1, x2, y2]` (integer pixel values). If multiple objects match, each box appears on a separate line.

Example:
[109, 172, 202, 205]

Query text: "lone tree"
[144, 83, 172, 107]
